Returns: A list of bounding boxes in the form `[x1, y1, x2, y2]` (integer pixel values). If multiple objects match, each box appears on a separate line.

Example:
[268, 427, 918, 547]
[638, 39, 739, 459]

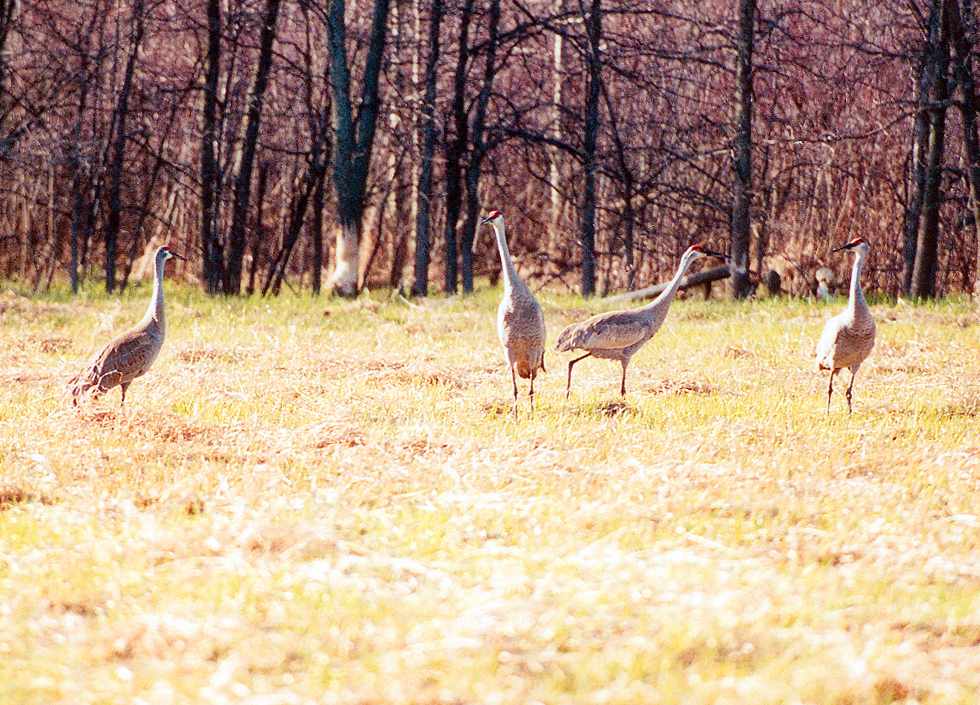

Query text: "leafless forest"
[0, 0, 978, 298]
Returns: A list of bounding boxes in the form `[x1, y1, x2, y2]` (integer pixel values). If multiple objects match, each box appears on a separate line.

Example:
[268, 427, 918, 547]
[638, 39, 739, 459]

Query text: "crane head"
[831, 237, 868, 253]
[158, 245, 186, 262]
[480, 209, 503, 225]
[687, 243, 729, 260]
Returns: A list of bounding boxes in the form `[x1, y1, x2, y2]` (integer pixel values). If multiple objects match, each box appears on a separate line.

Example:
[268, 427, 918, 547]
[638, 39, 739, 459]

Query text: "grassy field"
[0, 280, 977, 705]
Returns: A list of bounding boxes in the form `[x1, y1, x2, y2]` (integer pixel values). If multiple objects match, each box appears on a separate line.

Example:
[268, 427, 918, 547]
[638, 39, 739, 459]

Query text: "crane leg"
[511, 365, 519, 417]
[529, 372, 536, 416]
[566, 353, 591, 400]
[120, 382, 130, 408]
[826, 369, 837, 414]
[619, 360, 629, 396]
[845, 367, 857, 414]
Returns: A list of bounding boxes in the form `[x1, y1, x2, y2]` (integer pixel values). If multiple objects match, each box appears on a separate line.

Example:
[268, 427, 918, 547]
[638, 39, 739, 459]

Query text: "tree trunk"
[547, 0, 565, 252]
[69, 7, 100, 294]
[412, 0, 443, 296]
[579, 0, 602, 297]
[443, 0, 475, 294]
[947, 0, 980, 299]
[247, 161, 269, 295]
[462, 0, 501, 293]
[104, 0, 145, 293]
[0, 0, 20, 150]
[912, 0, 950, 298]
[904, 1, 943, 294]
[605, 265, 731, 303]
[224, 0, 281, 295]
[327, 0, 392, 297]
[730, 0, 755, 299]
[311, 165, 326, 295]
[264, 136, 329, 296]
[201, 0, 223, 293]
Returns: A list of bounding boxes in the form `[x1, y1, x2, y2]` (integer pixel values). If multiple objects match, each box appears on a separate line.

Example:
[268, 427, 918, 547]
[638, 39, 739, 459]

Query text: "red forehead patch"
[849, 237, 865, 245]
[486, 209, 502, 219]
[689, 243, 704, 252]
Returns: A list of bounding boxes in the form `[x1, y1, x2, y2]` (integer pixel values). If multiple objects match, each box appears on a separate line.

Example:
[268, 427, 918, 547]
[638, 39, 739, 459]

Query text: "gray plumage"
[815, 238, 875, 414]
[476, 211, 546, 413]
[557, 244, 720, 398]
[69, 246, 183, 407]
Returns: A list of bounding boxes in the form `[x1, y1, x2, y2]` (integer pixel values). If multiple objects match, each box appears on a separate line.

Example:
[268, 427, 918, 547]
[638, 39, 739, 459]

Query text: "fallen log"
[605, 265, 731, 303]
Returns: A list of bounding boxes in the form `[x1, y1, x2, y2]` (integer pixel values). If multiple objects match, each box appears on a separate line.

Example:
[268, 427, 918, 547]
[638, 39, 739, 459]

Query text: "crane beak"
[480, 215, 493, 225]
[702, 249, 729, 260]
[169, 252, 187, 261]
[831, 243, 855, 253]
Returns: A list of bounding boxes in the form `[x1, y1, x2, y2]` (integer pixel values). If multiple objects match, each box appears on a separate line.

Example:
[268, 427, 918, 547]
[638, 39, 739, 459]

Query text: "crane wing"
[814, 315, 842, 370]
[557, 310, 648, 352]
[87, 330, 158, 387]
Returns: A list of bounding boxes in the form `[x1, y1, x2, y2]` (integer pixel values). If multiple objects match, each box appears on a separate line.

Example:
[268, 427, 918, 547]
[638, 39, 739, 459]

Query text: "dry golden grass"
[0, 283, 978, 705]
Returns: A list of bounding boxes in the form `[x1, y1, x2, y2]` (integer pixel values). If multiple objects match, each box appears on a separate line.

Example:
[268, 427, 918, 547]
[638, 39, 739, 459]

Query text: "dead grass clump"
[598, 400, 633, 416]
[401, 437, 452, 460]
[176, 347, 244, 364]
[481, 400, 513, 417]
[73, 408, 122, 426]
[362, 358, 406, 372]
[0, 485, 33, 509]
[643, 378, 716, 396]
[873, 677, 915, 702]
[312, 424, 366, 448]
[368, 366, 470, 390]
[0, 369, 53, 384]
[939, 395, 979, 419]
[51, 601, 98, 617]
[724, 345, 754, 359]
[0, 290, 76, 319]
[892, 622, 980, 647]
[23, 334, 73, 353]
[183, 495, 206, 516]
[137, 415, 217, 444]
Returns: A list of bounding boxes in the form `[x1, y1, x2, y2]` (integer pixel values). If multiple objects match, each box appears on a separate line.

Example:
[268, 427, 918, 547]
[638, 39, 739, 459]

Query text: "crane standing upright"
[69, 246, 185, 407]
[474, 210, 546, 414]
[815, 237, 876, 414]
[556, 244, 727, 398]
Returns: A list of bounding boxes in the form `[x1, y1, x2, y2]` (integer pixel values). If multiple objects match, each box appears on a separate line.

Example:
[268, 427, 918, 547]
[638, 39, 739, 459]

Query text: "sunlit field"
[0, 281, 977, 705]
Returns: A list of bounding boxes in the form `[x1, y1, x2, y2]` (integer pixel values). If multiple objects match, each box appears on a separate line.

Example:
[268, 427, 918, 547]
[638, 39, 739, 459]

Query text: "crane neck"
[492, 220, 520, 289]
[847, 249, 868, 315]
[642, 253, 694, 314]
[142, 254, 166, 332]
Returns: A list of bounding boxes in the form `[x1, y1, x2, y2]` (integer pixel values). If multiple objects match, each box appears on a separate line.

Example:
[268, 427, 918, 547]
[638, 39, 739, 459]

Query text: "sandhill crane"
[815, 266, 835, 302]
[474, 210, 546, 414]
[556, 244, 727, 398]
[69, 246, 185, 407]
[815, 237, 875, 414]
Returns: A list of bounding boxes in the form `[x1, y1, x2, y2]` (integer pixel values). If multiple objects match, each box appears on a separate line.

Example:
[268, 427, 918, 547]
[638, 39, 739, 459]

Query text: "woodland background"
[0, 0, 979, 300]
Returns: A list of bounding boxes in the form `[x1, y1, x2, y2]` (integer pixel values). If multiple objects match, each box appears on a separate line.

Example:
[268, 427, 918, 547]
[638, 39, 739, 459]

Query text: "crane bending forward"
[556, 244, 728, 398]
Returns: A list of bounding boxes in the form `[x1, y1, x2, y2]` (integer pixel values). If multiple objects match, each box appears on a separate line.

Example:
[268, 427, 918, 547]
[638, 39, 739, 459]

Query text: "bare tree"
[911, 0, 950, 298]
[104, 0, 145, 292]
[201, 0, 223, 293]
[947, 0, 980, 299]
[224, 0, 282, 295]
[461, 0, 501, 293]
[412, 0, 443, 297]
[730, 0, 755, 299]
[579, 0, 602, 297]
[326, 0, 391, 297]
